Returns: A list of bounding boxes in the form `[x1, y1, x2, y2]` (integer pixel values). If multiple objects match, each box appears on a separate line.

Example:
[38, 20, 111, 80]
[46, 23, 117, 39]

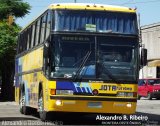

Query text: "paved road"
[0, 99, 160, 125]
[136, 98, 160, 125]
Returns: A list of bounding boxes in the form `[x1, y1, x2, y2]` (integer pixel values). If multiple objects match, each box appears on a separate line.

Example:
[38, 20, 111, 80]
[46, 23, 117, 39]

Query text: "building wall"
[139, 66, 157, 79]
[140, 22, 160, 79]
[141, 23, 160, 60]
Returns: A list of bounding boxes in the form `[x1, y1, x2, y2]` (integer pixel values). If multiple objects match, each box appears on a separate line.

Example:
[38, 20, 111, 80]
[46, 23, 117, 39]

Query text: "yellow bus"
[15, 3, 143, 121]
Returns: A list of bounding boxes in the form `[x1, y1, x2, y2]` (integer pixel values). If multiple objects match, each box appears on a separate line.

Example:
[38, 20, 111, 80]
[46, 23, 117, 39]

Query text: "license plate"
[88, 102, 102, 108]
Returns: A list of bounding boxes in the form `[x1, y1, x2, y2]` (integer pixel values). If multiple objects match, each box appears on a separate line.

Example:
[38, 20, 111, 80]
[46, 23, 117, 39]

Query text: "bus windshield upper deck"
[53, 10, 138, 34]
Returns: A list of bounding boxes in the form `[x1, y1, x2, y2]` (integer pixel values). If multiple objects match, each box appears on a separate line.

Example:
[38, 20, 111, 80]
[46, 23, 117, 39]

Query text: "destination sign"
[61, 36, 90, 42]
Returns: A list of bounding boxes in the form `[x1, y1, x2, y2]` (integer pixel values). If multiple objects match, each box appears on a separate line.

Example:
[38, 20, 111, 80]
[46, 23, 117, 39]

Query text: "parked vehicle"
[138, 78, 160, 100]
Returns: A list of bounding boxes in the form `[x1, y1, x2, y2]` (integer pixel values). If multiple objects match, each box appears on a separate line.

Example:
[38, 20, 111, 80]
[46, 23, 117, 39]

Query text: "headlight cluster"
[117, 92, 137, 97]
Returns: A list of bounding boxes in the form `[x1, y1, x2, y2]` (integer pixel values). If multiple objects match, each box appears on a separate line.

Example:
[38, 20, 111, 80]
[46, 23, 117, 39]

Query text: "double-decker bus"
[15, 3, 143, 121]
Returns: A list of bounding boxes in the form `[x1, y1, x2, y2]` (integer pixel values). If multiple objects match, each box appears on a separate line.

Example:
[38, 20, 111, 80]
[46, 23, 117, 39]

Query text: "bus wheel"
[38, 90, 50, 121]
[147, 92, 152, 100]
[19, 90, 30, 115]
[20, 94, 24, 114]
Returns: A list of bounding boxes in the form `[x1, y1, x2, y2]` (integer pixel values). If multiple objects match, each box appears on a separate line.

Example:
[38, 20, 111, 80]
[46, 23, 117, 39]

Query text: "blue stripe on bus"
[81, 87, 86, 93]
[56, 81, 93, 93]
[81, 83, 92, 93]
[86, 87, 92, 93]
[76, 87, 82, 93]
[56, 81, 76, 91]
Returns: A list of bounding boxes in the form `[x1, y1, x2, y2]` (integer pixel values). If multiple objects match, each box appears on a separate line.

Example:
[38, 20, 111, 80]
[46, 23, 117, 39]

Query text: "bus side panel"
[21, 71, 49, 109]
[15, 47, 44, 108]
[22, 47, 43, 72]
[15, 58, 22, 103]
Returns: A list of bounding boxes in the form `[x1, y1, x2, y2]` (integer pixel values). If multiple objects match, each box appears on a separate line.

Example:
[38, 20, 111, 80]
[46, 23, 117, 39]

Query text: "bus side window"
[38, 18, 42, 45]
[22, 32, 26, 51]
[31, 24, 36, 48]
[40, 14, 47, 43]
[33, 21, 37, 47]
[46, 11, 51, 39]
[35, 19, 41, 46]
[27, 26, 32, 50]
[17, 35, 21, 53]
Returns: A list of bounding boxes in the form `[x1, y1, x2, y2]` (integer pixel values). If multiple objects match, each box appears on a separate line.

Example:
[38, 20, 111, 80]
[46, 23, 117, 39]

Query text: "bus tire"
[38, 89, 50, 121]
[19, 85, 30, 115]
[19, 94, 24, 114]
[147, 92, 152, 100]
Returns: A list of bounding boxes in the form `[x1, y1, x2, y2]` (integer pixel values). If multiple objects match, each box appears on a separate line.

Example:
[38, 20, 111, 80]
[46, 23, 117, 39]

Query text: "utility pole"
[74, 0, 76, 3]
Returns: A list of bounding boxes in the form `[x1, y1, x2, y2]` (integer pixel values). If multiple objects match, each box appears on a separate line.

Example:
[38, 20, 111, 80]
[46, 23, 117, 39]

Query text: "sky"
[16, 0, 160, 28]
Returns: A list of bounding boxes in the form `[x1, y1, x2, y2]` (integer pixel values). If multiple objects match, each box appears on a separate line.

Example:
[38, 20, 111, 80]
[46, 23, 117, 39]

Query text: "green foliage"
[0, 0, 31, 19]
[0, 0, 30, 57]
[0, 21, 21, 57]
[0, 0, 31, 100]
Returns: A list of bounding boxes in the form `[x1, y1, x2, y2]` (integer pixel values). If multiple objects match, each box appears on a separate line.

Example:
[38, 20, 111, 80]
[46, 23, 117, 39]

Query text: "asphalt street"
[0, 98, 160, 125]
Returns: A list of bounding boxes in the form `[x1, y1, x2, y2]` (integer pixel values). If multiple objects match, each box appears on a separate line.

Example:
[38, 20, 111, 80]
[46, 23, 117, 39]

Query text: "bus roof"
[48, 3, 136, 13]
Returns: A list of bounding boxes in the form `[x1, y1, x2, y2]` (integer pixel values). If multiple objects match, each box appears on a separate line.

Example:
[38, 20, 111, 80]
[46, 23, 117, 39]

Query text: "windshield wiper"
[73, 51, 91, 81]
[73, 53, 89, 67]
[98, 62, 121, 84]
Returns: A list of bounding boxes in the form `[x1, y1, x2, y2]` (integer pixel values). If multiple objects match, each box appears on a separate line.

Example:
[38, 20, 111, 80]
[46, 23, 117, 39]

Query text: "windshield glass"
[50, 35, 138, 82]
[50, 35, 95, 78]
[54, 10, 138, 34]
[148, 79, 160, 85]
[97, 36, 138, 82]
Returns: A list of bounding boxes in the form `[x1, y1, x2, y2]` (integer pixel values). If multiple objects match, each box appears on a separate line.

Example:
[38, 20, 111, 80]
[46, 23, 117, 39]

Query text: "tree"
[0, 0, 31, 101]
[0, 22, 20, 100]
[0, 0, 31, 19]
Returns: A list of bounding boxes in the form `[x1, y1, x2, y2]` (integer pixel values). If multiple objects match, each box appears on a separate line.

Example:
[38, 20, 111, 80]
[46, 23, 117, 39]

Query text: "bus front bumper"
[47, 96, 137, 114]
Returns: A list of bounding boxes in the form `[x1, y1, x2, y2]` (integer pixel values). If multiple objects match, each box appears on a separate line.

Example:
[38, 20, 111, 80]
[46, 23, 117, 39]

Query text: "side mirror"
[141, 48, 147, 66]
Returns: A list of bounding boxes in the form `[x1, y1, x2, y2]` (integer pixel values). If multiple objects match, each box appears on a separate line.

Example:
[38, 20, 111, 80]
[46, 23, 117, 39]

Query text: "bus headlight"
[126, 103, 132, 108]
[56, 90, 74, 95]
[117, 92, 137, 97]
[56, 100, 62, 106]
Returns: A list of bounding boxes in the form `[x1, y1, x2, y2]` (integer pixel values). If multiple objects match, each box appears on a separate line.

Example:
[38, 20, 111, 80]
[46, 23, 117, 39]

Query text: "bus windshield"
[54, 10, 138, 34]
[97, 36, 138, 82]
[50, 35, 138, 82]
